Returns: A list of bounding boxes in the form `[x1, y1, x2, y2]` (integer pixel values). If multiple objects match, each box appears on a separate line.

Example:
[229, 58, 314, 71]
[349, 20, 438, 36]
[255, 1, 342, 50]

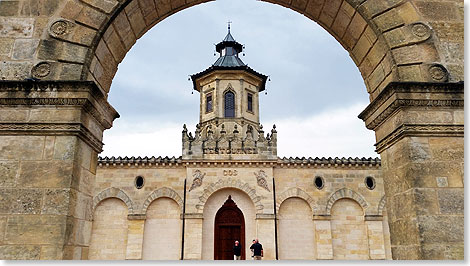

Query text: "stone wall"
[278, 197, 315, 259]
[89, 198, 128, 260]
[142, 198, 181, 260]
[331, 199, 369, 260]
[91, 157, 389, 260]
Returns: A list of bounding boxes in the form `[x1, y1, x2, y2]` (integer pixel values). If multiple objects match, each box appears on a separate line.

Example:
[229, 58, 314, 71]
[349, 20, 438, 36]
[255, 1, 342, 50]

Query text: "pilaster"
[365, 218, 386, 260]
[183, 213, 203, 260]
[125, 217, 145, 260]
[312, 216, 333, 260]
[359, 82, 464, 260]
[0, 80, 119, 259]
[255, 214, 275, 260]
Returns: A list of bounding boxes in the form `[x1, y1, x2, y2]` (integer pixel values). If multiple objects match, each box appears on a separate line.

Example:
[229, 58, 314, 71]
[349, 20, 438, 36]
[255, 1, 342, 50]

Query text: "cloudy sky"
[100, 0, 378, 158]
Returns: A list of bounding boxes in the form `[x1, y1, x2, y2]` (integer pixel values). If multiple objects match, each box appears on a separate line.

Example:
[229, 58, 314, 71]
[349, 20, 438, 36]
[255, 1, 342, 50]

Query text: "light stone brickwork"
[278, 198, 315, 260]
[142, 198, 181, 260]
[331, 199, 369, 260]
[314, 220, 333, 259]
[382, 207, 392, 260]
[126, 219, 144, 260]
[89, 198, 128, 260]
[93, 159, 389, 260]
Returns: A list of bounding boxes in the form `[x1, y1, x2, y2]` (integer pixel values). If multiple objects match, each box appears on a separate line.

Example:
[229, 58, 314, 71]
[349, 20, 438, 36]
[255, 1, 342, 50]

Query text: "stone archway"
[325, 187, 369, 215]
[0, 0, 464, 260]
[92, 187, 135, 216]
[201, 187, 256, 260]
[213, 195, 246, 260]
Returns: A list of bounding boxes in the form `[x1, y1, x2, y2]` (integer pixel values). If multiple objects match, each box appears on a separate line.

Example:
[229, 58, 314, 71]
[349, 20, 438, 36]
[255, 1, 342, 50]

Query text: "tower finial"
[227, 20, 232, 32]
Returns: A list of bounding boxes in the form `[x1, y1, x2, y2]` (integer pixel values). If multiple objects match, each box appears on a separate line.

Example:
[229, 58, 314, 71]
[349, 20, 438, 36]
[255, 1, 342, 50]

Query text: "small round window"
[314, 176, 324, 190]
[365, 176, 376, 190]
[135, 176, 144, 189]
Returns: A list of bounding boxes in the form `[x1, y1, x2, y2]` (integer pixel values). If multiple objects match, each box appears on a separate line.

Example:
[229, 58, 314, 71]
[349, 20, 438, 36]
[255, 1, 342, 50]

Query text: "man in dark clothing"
[233, 241, 242, 260]
[249, 239, 263, 260]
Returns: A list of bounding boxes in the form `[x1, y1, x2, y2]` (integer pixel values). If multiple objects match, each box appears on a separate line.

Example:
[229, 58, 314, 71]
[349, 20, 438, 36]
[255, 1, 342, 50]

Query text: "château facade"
[92, 28, 391, 260]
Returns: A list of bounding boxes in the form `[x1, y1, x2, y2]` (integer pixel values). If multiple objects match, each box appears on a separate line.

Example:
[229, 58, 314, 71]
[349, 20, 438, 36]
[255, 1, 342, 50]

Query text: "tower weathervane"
[227, 21, 232, 32]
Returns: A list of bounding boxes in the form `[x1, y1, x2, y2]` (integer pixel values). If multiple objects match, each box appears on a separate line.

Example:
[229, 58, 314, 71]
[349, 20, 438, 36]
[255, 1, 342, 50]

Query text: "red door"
[214, 196, 245, 260]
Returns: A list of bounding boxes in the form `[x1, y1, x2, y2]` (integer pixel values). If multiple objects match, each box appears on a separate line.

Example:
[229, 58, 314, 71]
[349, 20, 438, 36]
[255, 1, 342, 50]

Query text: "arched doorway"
[214, 195, 245, 260]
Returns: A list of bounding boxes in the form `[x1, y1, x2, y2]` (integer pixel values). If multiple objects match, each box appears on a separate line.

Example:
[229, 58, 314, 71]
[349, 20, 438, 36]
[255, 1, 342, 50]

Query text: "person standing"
[233, 241, 242, 260]
[250, 239, 256, 259]
[249, 239, 263, 260]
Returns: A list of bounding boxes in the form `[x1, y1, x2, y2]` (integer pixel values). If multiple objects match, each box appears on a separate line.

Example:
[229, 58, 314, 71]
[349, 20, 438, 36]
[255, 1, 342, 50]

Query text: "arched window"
[224, 91, 235, 118]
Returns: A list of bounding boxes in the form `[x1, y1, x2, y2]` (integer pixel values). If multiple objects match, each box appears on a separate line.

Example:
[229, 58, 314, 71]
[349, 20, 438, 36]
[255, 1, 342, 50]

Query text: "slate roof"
[212, 54, 246, 67]
[191, 29, 268, 92]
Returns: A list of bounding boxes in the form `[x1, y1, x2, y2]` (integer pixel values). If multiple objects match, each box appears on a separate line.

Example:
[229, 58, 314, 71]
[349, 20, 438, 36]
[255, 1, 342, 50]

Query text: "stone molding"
[256, 213, 275, 220]
[358, 82, 464, 130]
[375, 124, 464, 153]
[325, 188, 369, 215]
[142, 187, 184, 214]
[312, 214, 331, 221]
[0, 80, 119, 130]
[195, 178, 264, 214]
[377, 195, 386, 216]
[92, 187, 135, 217]
[183, 213, 203, 219]
[0, 122, 103, 152]
[364, 215, 383, 221]
[128, 214, 146, 220]
[276, 187, 315, 214]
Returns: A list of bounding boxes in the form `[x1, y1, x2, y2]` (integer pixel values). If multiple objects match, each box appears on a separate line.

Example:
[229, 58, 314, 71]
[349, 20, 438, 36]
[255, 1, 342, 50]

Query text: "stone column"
[255, 214, 276, 260]
[183, 213, 203, 260]
[313, 216, 333, 260]
[0, 81, 118, 259]
[359, 82, 464, 260]
[126, 215, 145, 260]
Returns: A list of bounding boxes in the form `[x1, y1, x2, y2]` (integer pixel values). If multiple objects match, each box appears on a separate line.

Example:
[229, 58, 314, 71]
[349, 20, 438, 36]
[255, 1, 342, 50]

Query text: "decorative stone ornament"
[49, 19, 74, 38]
[428, 64, 449, 82]
[189, 170, 206, 192]
[254, 170, 270, 191]
[411, 22, 431, 39]
[31, 62, 51, 78]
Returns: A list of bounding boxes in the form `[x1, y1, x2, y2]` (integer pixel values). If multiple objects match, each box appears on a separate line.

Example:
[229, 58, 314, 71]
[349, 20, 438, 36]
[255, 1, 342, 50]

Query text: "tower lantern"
[184, 25, 276, 160]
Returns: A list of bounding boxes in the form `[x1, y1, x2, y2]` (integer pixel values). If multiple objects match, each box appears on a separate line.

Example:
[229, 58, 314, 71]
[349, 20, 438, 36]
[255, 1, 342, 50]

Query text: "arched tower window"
[224, 91, 235, 118]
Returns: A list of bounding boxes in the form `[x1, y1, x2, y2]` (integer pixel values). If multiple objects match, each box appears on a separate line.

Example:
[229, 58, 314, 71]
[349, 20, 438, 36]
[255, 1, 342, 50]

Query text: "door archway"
[214, 195, 245, 260]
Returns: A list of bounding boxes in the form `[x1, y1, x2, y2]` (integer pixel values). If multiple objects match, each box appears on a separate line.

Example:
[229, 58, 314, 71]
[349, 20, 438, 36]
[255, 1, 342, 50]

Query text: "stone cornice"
[0, 122, 103, 152]
[375, 124, 464, 153]
[97, 156, 381, 169]
[0, 80, 120, 130]
[359, 82, 464, 130]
